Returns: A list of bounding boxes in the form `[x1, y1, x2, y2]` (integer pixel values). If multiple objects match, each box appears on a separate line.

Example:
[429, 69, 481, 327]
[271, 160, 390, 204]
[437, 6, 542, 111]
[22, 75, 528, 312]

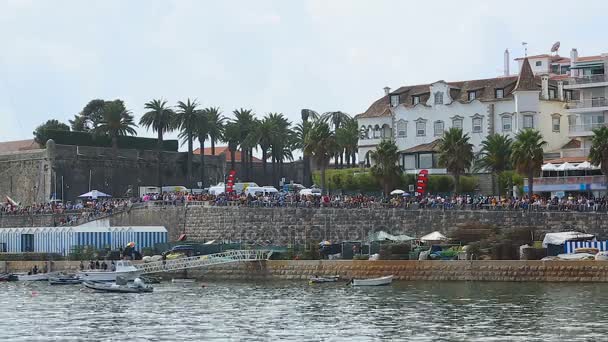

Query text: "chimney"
[383, 86, 391, 95]
[541, 75, 549, 100]
[504, 49, 510, 76]
[557, 81, 564, 101]
[570, 48, 578, 77]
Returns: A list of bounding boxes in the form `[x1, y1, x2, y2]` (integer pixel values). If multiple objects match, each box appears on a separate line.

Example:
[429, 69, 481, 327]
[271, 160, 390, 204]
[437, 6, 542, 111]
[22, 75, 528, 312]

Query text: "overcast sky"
[0, 0, 606, 146]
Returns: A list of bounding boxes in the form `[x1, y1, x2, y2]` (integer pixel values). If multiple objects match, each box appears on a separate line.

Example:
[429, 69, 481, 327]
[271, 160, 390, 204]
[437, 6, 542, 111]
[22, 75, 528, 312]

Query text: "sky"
[0, 0, 606, 147]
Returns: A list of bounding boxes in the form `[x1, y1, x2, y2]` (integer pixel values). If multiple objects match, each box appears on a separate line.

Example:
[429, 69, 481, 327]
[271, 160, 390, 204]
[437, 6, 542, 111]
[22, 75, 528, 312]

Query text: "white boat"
[309, 275, 340, 284]
[77, 260, 141, 282]
[171, 278, 195, 284]
[16, 272, 59, 281]
[351, 275, 393, 286]
[83, 278, 153, 293]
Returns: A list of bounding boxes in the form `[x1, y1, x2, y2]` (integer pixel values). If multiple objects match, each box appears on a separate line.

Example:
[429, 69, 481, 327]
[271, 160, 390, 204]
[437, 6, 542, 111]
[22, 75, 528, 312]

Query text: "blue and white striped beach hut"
[0, 226, 167, 256]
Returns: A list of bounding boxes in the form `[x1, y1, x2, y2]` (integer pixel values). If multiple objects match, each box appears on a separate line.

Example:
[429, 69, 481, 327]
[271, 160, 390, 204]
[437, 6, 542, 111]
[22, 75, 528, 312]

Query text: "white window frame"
[434, 121, 444, 136]
[535, 61, 542, 66]
[468, 91, 476, 101]
[501, 115, 512, 132]
[434, 92, 443, 105]
[396, 120, 407, 137]
[412, 96, 420, 105]
[390, 95, 399, 107]
[495, 88, 504, 99]
[552, 116, 560, 132]
[451, 116, 463, 130]
[549, 89, 556, 99]
[416, 120, 426, 137]
[523, 115, 534, 129]
[472, 116, 483, 133]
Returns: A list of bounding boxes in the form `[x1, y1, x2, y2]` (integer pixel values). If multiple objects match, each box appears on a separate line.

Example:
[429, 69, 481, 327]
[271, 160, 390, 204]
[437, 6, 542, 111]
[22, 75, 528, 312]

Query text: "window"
[561, 66, 570, 75]
[452, 118, 463, 129]
[21, 234, 34, 253]
[468, 91, 476, 101]
[434, 92, 443, 105]
[565, 90, 572, 101]
[495, 89, 504, 99]
[416, 121, 426, 136]
[418, 153, 434, 169]
[403, 155, 416, 169]
[549, 89, 556, 99]
[523, 115, 534, 129]
[551, 64, 559, 74]
[412, 96, 420, 105]
[396, 120, 407, 137]
[360, 126, 368, 139]
[373, 125, 381, 138]
[552, 116, 560, 132]
[535, 61, 542, 66]
[434, 121, 444, 136]
[501, 116, 512, 132]
[472, 117, 483, 133]
[390, 95, 399, 107]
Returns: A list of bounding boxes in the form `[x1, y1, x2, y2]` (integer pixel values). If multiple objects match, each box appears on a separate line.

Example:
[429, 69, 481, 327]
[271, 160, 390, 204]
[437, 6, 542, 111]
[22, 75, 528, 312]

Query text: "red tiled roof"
[514, 54, 552, 61]
[193, 146, 262, 163]
[0, 139, 41, 154]
[561, 139, 581, 149]
[514, 58, 539, 91]
[544, 156, 588, 164]
[401, 140, 442, 154]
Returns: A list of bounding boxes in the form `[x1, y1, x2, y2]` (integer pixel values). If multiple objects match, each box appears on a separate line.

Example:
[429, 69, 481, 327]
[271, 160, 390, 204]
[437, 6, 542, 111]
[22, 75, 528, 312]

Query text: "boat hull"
[17, 273, 54, 281]
[352, 275, 393, 286]
[309, 276, 340, 284]
[77, 270, 142, 282]
[83, 281, 153, 293]
[49, 278, 83, 285]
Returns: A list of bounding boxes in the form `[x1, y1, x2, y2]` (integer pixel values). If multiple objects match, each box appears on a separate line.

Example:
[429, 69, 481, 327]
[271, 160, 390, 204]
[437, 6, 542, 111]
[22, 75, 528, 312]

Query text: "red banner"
[415, 170, 429, 196]
[226, 170, 236, 193]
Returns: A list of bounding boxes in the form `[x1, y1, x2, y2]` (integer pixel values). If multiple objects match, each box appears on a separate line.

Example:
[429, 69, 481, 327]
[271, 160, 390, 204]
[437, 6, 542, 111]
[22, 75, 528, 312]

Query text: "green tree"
[140, 99, 175, 188]
[223, 121, 241, 171]
[304, 121, 336, 194]
[80, 99, 106, 128]
[252, 116, 275, 179]
[174, 99, 200, 187]
[204, 107, 225, 156]
[296, 109, 320, 187]
[589, 126, 608, 187]
[233, 108, 257, 180]
[69, 114, 90, 132]
[478, 134, 512, 197]
[321, 111, 351, 168]
[336, 117, 359, 167]
[438, 127, 474, 193]
[369, 139, 401, 196]
[94, 100, 137, 151]
[196, 109, 210, 188]
[511, 129, 546, 197]
[33, 119, 70, 146]
[266, 113, 293, 185]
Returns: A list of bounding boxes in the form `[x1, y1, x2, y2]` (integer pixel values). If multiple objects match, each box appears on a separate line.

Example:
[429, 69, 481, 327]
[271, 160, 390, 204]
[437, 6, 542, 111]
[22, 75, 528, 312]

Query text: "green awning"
[570, 62, 605, 69]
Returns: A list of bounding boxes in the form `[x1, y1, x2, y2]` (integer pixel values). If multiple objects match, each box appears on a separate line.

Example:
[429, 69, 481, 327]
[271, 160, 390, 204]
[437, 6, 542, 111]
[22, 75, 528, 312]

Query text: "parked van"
[245, 186, 279, 196]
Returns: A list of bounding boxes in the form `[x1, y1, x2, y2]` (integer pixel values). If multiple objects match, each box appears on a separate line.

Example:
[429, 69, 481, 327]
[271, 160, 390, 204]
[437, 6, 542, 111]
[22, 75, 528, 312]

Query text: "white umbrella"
[78, 190, 112, 199]
[420, 231, 448, 242]
[576, 161, 593, 170]
[390, 189, 405, 195]
[541, 163, 557, 171]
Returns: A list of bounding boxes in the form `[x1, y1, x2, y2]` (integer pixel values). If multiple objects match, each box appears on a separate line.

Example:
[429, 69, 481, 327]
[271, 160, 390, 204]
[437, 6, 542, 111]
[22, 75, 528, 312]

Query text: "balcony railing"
[567, 74, 608, 85]
[567, 97, 608, 109]
[569, 123, 607, 133]
[528, 175, 605, 186]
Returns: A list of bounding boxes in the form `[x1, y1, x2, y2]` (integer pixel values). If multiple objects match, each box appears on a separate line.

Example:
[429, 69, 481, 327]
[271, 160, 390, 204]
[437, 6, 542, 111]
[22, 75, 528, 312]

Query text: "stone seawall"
[6, 260, 608, 283]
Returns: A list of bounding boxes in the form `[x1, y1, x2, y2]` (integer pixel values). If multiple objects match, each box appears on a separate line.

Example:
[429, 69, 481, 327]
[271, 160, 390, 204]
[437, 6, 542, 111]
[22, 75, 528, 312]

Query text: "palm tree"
[94, 100, 137, 151]
[224, 122, 240, 172]
[588, 126, 608, 187]
[233, 108, 256, 180]
[370, 140, 401, 196]
[437, 127, 474, 193]
[196, 109, 210, 188]
[174, 99, 199, 187]
[204, 107, 225, 156]
[298, 109, 320, 187]
[253, 116, 275, 180]
[511, 129, 546, 197]
[140, 99, 176, 189]
[478, 134, 512, 197]
[266, 113, 292, 185]
[321, 111, 351, 168]
[336, 117, 359, 168]
[304, 121, 336, 194]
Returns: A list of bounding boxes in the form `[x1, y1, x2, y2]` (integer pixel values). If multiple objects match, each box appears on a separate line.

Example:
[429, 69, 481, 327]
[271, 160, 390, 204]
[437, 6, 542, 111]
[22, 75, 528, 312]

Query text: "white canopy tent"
[420, 231, 448, 242]
[78, 190, 112, 199]
[542, 231, 595, 247]
[556, 162, 577, 171]
[368, 231, 415, 242]
[541, 163, 557, 171]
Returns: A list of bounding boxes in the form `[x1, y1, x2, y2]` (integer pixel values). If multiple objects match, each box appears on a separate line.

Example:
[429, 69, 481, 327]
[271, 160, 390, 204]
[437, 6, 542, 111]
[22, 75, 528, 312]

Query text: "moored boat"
[16, 272, 58, 281]
[77, 260, 141, 282]
[49, 275, 83, 285]
[309, 275, 340, 284]
[0, 273, 18, 282]
[351, 275, 393, 286]
[83, 277, 153, 293]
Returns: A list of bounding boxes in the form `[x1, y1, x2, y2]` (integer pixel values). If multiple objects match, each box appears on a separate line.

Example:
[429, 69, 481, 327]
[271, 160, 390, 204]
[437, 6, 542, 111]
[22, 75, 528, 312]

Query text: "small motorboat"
[140, 275, 162, 284]
[0, 273, 18, 282]
[77, 260, 142, 282]
[49, 275, 83, 285]
[351, 275, 393, 286]
[16, 272, 58, 281]
[83, 277, 153, 293]
[309, 275, 340, 284]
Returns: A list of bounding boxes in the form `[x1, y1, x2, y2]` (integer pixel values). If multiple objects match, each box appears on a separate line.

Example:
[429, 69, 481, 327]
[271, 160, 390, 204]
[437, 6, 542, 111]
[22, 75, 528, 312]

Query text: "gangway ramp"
[135, 249, 273, 275]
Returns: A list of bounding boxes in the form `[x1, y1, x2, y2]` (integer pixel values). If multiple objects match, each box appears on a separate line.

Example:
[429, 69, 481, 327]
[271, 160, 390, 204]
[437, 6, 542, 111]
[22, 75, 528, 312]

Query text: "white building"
[357, 57, 570, 174]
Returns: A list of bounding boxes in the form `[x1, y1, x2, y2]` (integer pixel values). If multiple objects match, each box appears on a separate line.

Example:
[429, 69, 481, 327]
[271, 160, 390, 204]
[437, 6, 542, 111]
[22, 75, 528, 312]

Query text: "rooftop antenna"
[522, 42, 528, 57]
[551, 41, 560, 56]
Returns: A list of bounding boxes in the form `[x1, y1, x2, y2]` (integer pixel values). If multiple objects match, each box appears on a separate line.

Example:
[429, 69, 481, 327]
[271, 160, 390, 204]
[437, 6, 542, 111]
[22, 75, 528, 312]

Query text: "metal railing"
[135, 249, 272, 274]
[568, 98, 608, 109]
[569, 122, 607, 133]
[568, 74, 608, 85]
